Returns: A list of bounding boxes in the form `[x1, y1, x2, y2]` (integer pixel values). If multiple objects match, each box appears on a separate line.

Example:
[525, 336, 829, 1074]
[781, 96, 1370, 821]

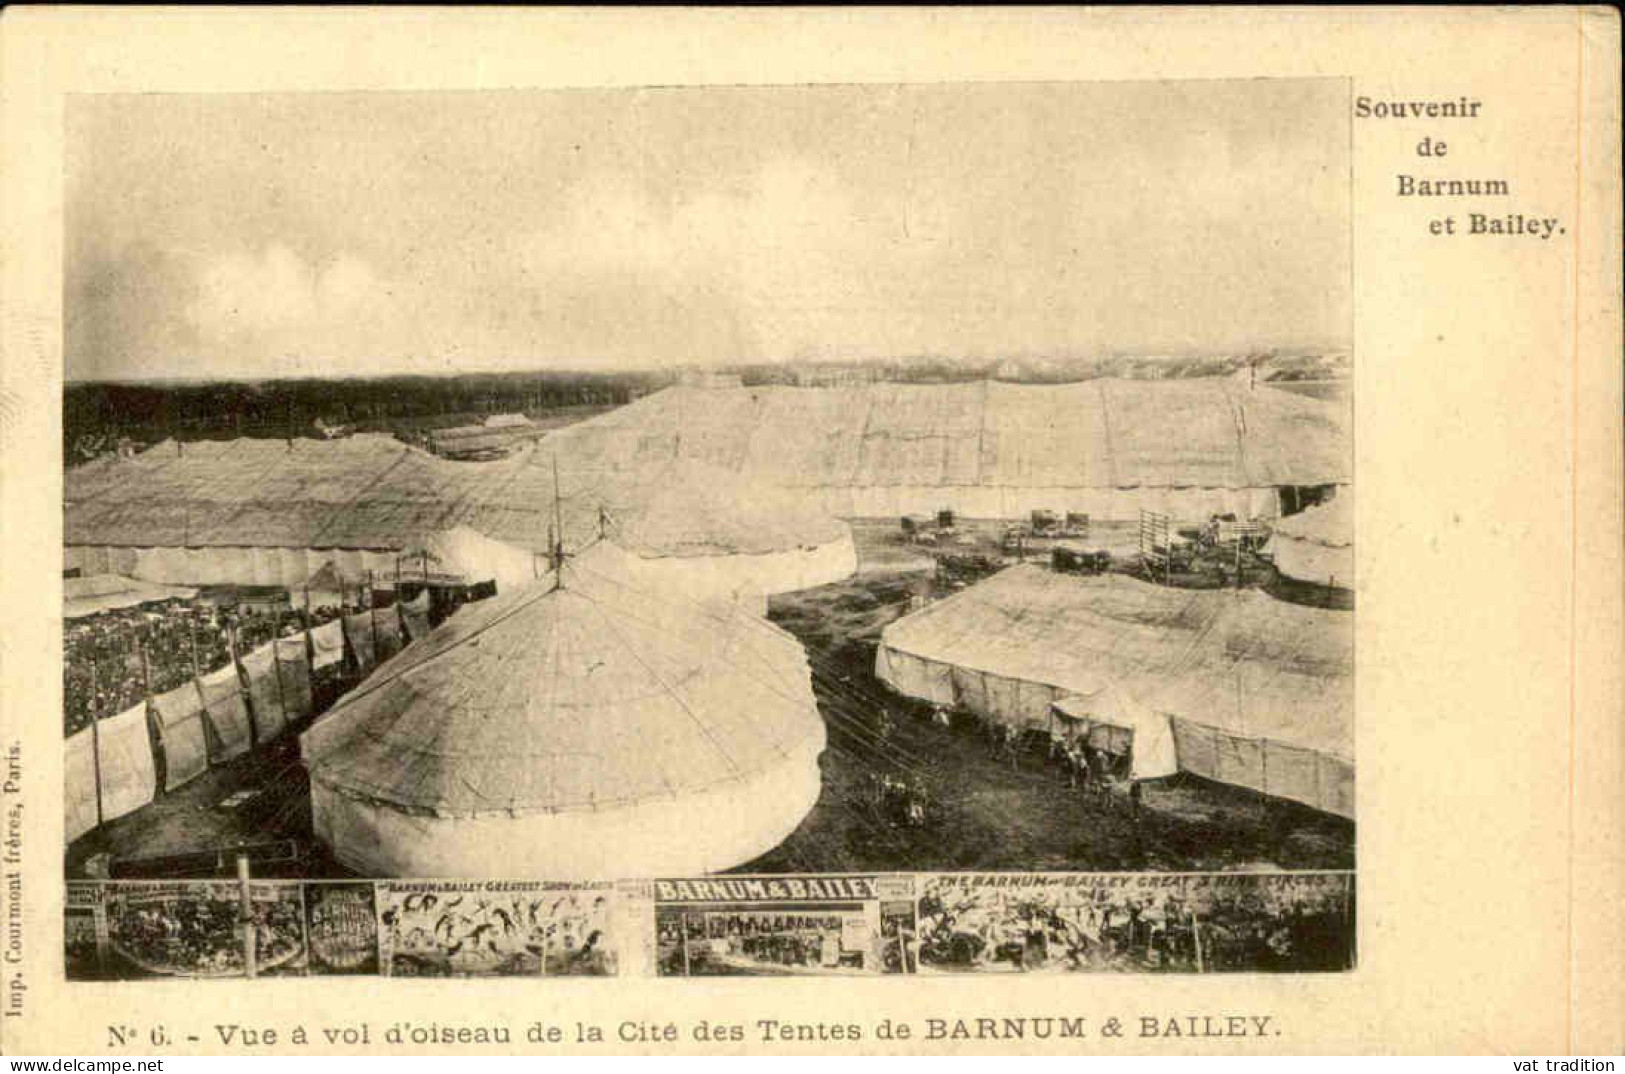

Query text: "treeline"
[728, 350, 1349, 387]
[63, 371, 664, 455]
[65, 352, 1350, 458]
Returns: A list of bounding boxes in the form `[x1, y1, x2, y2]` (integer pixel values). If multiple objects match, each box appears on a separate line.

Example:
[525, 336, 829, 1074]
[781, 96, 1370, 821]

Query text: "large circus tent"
[299, 541, 828, 878]
[530, 377, 1350, 522]
[875, 564, 1353, 818]
[62, 434, 857, 604]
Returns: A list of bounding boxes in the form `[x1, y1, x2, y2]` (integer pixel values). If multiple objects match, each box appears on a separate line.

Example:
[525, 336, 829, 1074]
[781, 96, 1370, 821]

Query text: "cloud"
[509, 156, 932, 365]
[67, 84, 1350, 380]
[187, 245, 381, 341]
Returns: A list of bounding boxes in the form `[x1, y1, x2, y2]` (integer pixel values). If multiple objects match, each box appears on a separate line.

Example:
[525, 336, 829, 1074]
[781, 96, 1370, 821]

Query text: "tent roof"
[1053, 683, 1140, 724]
[534, 378, 1349, 492]
[64, 433, 851, 561]
[880, 565, 1351, 759]
[411, 525, 540, 587]
[1272, 494, 1353, 548]
[591, 459, 850, 559]
[300, 542, 825, 817]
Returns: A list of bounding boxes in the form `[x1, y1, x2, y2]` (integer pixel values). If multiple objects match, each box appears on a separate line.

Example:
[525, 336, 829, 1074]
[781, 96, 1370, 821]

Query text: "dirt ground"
[68, 518, 1353, 879]
[742, 545, 1353, 875]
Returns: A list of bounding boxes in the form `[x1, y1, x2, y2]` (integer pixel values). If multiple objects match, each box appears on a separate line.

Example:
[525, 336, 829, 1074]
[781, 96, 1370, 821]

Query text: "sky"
[66, 80, 1350, 382]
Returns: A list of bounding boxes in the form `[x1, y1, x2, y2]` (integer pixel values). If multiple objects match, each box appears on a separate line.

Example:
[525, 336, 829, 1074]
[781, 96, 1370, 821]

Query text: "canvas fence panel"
[399, 593, 431, 643]
[276, 548, 307, 589]
[1317, 754, 1356, 820]
[219, 547, 254, 585]
[1014, 678, 1057, 729]
[334, 549, 366, 580]
[1214, 731, 1267, 796]
[249, 547, 280, 587]
[275, 636, 314, 722]
[70, 546, 112, 575]
[949, 665, 991, 719]
[197, 664, 253, 764]
[343, 613, 377, 673]
[1086, 723, 1134, 756]
[875, 647, 955, 707]
[132, 546, 170, 583]
[374, 610, 404, 663]
[98, 702, 158, 822]
[1263, 740, 1323, 812]
[310, 621, 346, 671]
[241, 642, 288, 743]
[1171, 717, 1221, 781]
[64, 727, 98, 842]
[149, 684, 208, 791]
[984, 674, 1023, 726]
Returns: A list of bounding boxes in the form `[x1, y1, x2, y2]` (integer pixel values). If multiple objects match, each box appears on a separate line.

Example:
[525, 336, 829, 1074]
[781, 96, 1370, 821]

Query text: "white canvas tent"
[531, 378, 1350, 522]
[595, 459, 858, 610]
[300, 542, 827, 879]
[1269, 495, 1354, 590]
[1050, 683, 1177, 781]
[64, 434, 856, 600]
[64, 574, 197, 619]
[403, 525, 543, 591]
[298, 561, 358, 609]
[876, 565, 1352, 817]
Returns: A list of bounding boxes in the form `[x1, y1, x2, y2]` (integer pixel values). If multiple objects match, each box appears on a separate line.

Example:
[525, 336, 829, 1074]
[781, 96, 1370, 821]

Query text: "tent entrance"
[1050, 706, 1134, 781]
[1278, 483, 1339, 517]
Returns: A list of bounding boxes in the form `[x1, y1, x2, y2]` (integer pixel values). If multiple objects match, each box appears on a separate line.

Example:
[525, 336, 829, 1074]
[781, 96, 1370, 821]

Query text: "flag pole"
[551, 455, 565, 584]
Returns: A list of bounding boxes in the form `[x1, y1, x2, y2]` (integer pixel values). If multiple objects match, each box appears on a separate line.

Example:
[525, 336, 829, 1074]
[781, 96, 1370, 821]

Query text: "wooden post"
[87, 654, 105, 828]
[367, 569, 379, 655]
[271, 628, 291, 722]
[186, 606, 202, 680]
[1191, 908, 1205, 973]
[237, 852, 257, 980]
[136, 632, 152, 699]
[228, 621, 255, 745]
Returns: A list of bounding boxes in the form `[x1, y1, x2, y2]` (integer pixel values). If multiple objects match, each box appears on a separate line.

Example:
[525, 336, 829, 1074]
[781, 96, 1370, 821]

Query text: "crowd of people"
[915, 875, 1353, 974]
[105, 886, 306, 978]
[63, 596, 368, 736]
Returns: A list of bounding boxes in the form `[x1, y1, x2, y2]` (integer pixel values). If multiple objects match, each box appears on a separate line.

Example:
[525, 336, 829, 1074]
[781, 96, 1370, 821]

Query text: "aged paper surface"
[1, 5, 1620, 1056]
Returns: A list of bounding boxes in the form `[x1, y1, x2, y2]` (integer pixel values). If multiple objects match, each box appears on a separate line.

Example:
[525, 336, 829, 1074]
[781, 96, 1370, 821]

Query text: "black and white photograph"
[5, 4, 1619, 1059]
[59, 79, 1353, 973]
[914, 872, 1355, 974]
[377, 881, 616, 978]
[652, 875, 892, 976]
